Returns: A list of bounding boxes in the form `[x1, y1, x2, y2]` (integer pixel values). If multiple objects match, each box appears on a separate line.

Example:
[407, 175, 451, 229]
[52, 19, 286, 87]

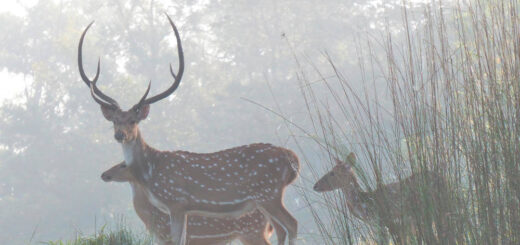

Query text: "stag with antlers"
[102, 161, 285, 245]
[78, 14, 299, 245]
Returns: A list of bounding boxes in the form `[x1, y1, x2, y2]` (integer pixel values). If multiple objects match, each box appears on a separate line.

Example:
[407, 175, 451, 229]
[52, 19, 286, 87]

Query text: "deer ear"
[335, 157, 344, 166]
[100, 105, 117, 121]
[136, 104, 150, 120]
[346, 152, 356, 164]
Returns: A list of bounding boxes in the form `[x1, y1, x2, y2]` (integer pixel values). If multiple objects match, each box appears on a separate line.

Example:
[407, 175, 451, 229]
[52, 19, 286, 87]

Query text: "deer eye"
[330, 172, 335, 177]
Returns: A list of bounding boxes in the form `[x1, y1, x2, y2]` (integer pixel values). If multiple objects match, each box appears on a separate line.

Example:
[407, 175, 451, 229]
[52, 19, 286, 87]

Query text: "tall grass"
[295, 0, 520, 244]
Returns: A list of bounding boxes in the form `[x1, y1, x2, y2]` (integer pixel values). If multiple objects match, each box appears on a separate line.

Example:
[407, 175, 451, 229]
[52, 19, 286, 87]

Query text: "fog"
[0, 0, 430, 243]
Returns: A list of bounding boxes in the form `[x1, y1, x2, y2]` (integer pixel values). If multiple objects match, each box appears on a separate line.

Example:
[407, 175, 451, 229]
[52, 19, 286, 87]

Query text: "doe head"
[313, 152, 357, 192]
[101, 162, 132, 182]
[78, 14, 184, 144]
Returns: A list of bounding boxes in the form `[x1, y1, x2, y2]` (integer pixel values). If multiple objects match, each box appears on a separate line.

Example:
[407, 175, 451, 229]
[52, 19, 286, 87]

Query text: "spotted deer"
[313, 153, 448, 243]
[102, 161, 285, 245]
[78, 14, 300, 245]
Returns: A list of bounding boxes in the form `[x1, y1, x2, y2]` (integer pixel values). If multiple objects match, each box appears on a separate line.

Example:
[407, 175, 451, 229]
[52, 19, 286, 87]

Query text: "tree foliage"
[0, 0, 425, 243]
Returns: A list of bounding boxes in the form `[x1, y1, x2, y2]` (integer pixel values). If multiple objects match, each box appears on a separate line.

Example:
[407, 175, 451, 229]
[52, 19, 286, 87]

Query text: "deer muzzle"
[114, 131, 125, 142]
[101, 172, 112, 182]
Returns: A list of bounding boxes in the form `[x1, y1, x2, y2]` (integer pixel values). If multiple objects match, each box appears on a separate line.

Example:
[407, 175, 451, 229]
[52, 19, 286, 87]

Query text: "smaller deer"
[313, 153, 446, 243]
[102, 161, 283, 245]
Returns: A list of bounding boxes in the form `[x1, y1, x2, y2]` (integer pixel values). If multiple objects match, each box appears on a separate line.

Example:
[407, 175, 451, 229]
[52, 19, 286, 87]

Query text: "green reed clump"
[44, 219, 153, 245]
[294, 0, 520, 244]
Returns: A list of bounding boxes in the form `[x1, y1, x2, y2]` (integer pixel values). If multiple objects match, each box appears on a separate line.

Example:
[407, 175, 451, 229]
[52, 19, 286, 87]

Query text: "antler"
[79, 14, 184, 110]
[136, 13, 184, 107]
[78, 21, 120, 109]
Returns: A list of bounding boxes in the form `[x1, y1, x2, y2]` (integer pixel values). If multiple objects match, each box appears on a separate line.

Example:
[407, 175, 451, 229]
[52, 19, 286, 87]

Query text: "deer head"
[78, 14, 184, 144]
[101, 162, 131, 182]
[313, 152, 358, 192]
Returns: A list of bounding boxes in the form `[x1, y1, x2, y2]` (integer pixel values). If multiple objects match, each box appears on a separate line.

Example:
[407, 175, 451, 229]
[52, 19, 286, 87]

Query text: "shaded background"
[0, 0, 430, 243]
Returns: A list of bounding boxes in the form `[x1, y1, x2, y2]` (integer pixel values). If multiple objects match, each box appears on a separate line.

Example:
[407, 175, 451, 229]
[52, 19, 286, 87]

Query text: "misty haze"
[1, 0, 519, 245]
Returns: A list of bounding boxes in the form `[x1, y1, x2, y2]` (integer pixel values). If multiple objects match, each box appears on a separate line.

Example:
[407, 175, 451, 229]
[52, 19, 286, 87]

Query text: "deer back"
[139, 143, 299, 209]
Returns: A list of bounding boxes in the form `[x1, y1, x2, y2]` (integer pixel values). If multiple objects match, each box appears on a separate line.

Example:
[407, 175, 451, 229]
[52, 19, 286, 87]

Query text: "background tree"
[0, 0, 426, 243]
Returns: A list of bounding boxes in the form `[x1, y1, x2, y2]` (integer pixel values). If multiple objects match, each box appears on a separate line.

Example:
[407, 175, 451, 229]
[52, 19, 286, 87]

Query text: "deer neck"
[122, 129, 156, 184]
[122, 129, 148, 164]
[130, 182, 155, 217]
[128, 181, 166, 237]
[342, 177, 373, 220]
[130, 182, 147, 213]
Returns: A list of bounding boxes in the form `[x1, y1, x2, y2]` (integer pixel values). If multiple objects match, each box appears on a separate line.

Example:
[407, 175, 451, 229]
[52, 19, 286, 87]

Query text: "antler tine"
[89, 79, 118, 109]
[138, 14, 184, 106]
[169, 63, 177, 79]
[136, 80, 152, 106]
[78, 21, 120, 108]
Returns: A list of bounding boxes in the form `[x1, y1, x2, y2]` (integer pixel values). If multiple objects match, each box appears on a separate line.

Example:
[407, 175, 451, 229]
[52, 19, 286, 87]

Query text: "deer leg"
[239, 235, 272, 245]
[271, 221, 287, 245]
[158, 240, 174, 245]
[258, 202, 297, 245]
[187, 239, 229, 245]
[169, 210, 187, 245]
[375, 223, 389, 245]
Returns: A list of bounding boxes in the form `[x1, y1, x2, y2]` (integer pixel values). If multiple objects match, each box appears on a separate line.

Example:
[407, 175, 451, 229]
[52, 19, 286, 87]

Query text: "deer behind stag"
[102, 161, 286, 245]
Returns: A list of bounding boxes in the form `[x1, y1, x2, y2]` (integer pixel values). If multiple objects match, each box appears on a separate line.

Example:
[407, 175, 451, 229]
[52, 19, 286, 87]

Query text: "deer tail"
[284, 149, 300, 185]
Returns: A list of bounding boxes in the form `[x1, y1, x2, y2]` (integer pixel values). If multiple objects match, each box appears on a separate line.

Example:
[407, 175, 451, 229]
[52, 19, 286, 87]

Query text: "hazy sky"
[0, 1, 35, 103]
[0, 0, 440, 244]
[0, 0, 431, 104]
